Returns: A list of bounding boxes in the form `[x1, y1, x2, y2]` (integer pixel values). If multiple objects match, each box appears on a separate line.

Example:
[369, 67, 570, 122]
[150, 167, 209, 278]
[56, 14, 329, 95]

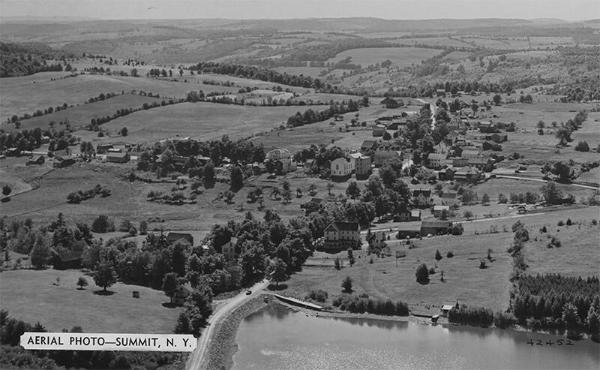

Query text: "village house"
[360, 140, 378, 152]
[426, 153, 446, 169]
[106, 151, 130, 163]
[412, 188, 433, 208]
[51, 249, 83, 270]
[53, 153, 75, 168]
[468, 157, 491, 171]
[461, 149, 481, 160]
[438, 168, 454, 181]
[373, 150, 402, 167]
[349, 152, 372, 179]
[323, 221, 361, 251]
[421, 220, 452, 235]
[449, 157, 468, 168]
[440, 192, 459, 206]
[478, 121, 498, 133]
[372, 124, 387, 137]
[221, 237, 239, 260]
[433, 205, 450, 218]
[454, 167, 482, 183]
[486, 133, 508, 143]
[330, 157, 353, 180]
[96, 143, 114, 154]
[396, 223, 422, 239]
[166, 232, 194, 246]
[265, 148, 295, 174]
[394, 209, 421, 222]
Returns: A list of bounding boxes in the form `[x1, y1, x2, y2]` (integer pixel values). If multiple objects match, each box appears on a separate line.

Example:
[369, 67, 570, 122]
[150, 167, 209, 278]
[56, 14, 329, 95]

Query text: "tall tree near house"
[346, 181, 361, 199]
[30, 234, 51, 269]
[327, 182, 334, 196]
[94, 263, 117, 292]
[162, 272, 179, 304]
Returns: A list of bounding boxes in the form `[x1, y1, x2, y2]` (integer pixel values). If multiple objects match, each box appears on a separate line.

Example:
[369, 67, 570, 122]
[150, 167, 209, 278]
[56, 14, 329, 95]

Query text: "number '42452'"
[526, 338, 574, 346]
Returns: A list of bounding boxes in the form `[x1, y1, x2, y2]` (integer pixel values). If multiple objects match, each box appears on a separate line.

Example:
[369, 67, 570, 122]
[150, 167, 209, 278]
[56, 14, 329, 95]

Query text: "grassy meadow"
[0, 269, 182, 333]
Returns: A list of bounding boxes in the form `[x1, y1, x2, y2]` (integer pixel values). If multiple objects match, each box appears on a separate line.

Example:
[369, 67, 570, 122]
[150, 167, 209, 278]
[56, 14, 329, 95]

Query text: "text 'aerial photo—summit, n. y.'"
[0, 0, 599, 369]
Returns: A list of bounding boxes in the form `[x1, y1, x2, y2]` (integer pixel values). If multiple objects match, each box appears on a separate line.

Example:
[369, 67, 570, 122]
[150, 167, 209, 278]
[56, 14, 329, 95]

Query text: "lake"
[233, 304, 599, 370]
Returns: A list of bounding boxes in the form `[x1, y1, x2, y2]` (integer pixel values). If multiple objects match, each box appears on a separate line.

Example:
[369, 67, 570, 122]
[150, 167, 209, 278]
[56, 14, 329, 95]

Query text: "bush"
[91, 215, 115, 233]
[415, 263, 429, 284]
[306, 289, 328, 303]
[566, 218, 572, 226]
[332, 293, 409, 316]
[575, 141, 590, 152]
[463, 210, 474, 219]
[446, 251, 454, 258]
[558, 220, 564, 226]
[450, 223, 464, 235]
[547, 236, 561, 248]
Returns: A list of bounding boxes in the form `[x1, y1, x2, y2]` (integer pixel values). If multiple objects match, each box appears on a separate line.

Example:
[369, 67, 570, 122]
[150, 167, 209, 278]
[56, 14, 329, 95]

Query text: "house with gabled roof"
[323, 221, 361, 251]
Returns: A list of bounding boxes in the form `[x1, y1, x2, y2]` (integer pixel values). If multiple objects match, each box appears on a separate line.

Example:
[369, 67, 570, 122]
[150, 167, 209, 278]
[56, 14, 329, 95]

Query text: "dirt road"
[186, 279, 269, 370]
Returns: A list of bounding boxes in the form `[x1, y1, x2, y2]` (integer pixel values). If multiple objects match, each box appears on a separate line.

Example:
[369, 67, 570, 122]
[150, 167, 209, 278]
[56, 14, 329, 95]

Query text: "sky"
[0, 0, 599, 21]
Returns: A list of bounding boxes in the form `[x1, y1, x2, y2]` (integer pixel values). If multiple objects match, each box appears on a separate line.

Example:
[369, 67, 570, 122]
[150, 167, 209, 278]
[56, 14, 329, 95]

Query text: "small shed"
[441, 304, 454, 317]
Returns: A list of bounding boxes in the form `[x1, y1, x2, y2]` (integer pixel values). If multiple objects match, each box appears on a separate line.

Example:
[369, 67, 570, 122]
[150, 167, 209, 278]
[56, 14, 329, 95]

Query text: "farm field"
[524, 220, 600, 278]
[327, 47, 442, 67]
[97, 102, 304, 144]
[282, 232, 515, 314]
[14, 93, 162, 131]
[0, 269, 182, 333]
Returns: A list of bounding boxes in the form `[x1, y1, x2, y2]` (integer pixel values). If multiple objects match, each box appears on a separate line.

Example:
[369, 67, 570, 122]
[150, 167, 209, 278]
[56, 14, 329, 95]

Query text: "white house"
[331, 157, 352, 180]
[427, 153, 446, 169]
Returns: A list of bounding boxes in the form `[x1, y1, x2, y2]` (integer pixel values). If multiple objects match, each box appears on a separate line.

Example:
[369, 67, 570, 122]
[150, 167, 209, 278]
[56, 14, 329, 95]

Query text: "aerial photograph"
[0, 0, 599, 369]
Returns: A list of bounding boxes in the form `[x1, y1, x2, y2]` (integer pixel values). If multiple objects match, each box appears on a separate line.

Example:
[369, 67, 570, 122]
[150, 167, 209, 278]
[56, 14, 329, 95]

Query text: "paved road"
[186, 280, 269, 370]
[495, 175, 599, 190]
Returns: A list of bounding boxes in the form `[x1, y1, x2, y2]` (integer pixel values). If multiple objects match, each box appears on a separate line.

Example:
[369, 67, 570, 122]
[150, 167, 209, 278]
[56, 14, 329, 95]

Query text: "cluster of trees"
[0, 310, 182, 369]
[0, 126, 72, 153]
[0, 41, 72, 77]
[136, 136, 265, 181]
[286, 100, 360, 127]
[191, 62, 331, 90]
[554, 110, 588, 147]
[448, 304, 494, 327]
[332, 293, 409, 316]
[67, 184, 111, 204]
[512, 274, 600, 338]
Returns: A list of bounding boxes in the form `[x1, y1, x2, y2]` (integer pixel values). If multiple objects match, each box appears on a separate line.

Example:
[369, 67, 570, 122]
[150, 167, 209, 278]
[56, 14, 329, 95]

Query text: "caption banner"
[20, 333, 197, 352]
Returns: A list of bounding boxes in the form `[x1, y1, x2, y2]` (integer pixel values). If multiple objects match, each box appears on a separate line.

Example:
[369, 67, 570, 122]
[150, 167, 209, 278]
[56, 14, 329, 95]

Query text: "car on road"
[246, 290, 252, 295]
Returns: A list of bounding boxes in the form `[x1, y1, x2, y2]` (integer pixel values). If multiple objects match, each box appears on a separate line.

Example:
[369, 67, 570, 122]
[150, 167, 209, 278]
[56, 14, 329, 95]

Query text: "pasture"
[0, 269, 182, 333]
[327, 47, 441, 67]
[97, 102, 303, 144]
[14, 93, 162, 131]
[283, 232, 515, 314]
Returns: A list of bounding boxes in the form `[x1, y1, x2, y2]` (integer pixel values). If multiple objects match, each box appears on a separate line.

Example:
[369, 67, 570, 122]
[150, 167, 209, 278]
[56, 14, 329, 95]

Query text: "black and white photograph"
[0, 0, 599, 369]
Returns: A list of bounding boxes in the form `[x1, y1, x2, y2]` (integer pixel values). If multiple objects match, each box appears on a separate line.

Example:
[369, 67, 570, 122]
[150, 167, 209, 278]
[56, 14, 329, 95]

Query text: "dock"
[273, 294, 323, 311]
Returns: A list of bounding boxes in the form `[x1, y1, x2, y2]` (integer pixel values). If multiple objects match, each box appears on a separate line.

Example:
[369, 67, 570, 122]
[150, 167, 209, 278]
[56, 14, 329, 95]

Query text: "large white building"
[331, 157, 353, 179]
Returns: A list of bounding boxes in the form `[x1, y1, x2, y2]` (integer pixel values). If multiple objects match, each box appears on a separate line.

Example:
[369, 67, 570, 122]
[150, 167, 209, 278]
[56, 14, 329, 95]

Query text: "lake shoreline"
[222, 294, 598, 369]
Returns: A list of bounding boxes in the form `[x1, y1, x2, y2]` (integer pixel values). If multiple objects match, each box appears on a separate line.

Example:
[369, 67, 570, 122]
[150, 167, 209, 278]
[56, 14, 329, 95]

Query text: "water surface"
[233, 304, 599, 370]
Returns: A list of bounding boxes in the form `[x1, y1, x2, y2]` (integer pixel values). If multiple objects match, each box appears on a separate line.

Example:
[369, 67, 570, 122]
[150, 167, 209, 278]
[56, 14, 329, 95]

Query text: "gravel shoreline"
[202, 295, 268, 370]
